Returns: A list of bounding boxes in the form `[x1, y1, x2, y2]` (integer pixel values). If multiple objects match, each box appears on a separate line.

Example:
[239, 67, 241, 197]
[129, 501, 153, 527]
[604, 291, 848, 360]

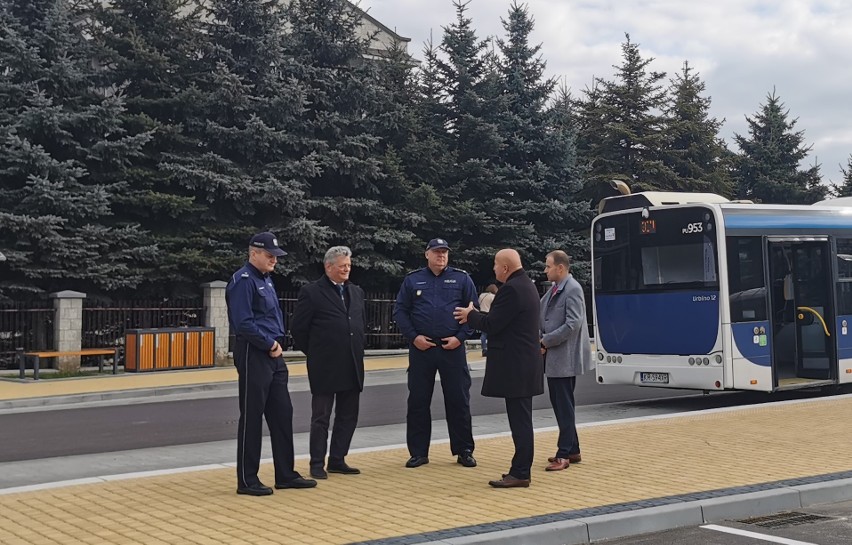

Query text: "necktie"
[336, 283, 345, 303]
[551, 283, 558, 296]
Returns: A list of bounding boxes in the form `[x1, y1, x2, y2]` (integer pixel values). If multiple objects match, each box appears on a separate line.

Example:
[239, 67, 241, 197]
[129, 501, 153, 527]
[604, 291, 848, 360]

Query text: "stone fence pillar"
[202, 281, 230, 364]
[51, 290, 85, 373]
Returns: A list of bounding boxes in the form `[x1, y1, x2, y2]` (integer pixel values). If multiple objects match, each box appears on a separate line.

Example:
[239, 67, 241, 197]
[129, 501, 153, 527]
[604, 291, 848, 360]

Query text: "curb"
[418, 477, 852, 544]
[0, 381, 238, 410]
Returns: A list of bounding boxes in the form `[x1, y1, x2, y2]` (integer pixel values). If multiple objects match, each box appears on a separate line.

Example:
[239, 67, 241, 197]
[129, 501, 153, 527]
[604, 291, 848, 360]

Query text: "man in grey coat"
[540, 250, 593, 471]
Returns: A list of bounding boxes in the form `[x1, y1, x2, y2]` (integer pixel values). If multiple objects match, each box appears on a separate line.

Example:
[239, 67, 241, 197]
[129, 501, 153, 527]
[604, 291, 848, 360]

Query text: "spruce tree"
[0, 0, 152, 298]
[432, 0, 512, 275]
[661, 61, 732, 197]
[369, 40, 446, 276]
[164, 0, 318, 284]
[494, 1, 590, 276]
[836, 155, 852, 198]
[734, 90, 827, 204]
[83, 0, 214, 295]
[380, 36, 465, 275]
[576, 34, 677, 203]
[282, 0, 421, 288]
[573, 78, 607, 197]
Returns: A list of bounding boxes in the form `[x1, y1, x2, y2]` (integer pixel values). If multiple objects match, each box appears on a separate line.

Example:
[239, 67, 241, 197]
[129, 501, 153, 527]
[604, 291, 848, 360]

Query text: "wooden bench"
[16, 347, 119, 380]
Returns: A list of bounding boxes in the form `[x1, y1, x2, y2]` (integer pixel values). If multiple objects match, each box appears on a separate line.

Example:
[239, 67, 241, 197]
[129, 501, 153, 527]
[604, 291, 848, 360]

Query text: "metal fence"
[273, 292, 406, 351]
[82, 300, 205, 350]
[364, 293, 405, 349]
[0, 300, 54, 369]
[5, 292, 410, 369]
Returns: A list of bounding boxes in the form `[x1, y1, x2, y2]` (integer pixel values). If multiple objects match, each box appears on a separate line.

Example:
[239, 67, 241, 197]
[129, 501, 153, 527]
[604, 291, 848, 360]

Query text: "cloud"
[361, 0, 852, 183]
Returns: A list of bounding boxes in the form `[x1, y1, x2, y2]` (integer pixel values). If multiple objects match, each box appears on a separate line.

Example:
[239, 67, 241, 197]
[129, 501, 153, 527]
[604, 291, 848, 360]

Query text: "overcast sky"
[361, 0, 852, 187]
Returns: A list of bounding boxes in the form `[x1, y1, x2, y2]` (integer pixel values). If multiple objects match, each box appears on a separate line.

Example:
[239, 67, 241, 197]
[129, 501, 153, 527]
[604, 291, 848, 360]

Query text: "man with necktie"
[291, 246, 367, 479]
[539, 250, 593, 471]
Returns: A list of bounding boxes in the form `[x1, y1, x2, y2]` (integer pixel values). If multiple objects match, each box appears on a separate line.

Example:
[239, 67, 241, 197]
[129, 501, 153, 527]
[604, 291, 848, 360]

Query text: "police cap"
[425, 238, 450, 251]
[249, 232, 287, 257]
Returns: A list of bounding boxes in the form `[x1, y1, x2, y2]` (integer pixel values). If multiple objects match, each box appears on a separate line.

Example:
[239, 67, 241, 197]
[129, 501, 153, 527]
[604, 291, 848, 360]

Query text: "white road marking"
[701, 524, 820, 545]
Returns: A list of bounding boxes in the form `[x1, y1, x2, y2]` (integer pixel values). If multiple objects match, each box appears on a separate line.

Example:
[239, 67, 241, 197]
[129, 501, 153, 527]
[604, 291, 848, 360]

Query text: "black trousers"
[548, 376, 579, 459]
[234, 339, 298, 487]
[309, 389, 361, 468]
[506, 396, 534, 480]
[406, 345, 474, 457]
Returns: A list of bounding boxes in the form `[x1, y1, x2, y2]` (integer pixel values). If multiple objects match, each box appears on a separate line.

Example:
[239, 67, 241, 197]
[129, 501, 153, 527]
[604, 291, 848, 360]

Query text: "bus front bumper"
[596, 364, 725, 390]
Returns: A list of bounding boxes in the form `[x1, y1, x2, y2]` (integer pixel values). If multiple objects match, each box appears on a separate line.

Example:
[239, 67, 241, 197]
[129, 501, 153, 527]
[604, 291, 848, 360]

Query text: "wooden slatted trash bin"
[124, 327, 215, 372]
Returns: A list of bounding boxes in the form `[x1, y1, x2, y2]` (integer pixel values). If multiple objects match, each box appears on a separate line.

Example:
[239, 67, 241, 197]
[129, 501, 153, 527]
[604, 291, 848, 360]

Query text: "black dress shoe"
[327, 462, 360, 475]
[236, 483, 273, 496]
[310, 467, 328, 479]
[274, 477, 317, 489]
[405, 455, 429, 468]
[457, 451, 477, 467]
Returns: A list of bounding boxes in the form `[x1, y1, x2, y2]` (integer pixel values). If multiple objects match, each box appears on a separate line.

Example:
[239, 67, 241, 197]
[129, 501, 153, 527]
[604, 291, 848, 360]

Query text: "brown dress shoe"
[549, 454, 582, 463]
[488, 474, 530, 488]
[545, 458, 570, 471]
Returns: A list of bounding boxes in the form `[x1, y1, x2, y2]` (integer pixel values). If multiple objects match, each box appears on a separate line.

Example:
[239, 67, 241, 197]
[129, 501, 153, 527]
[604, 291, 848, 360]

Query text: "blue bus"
[592, 189, 852, 392]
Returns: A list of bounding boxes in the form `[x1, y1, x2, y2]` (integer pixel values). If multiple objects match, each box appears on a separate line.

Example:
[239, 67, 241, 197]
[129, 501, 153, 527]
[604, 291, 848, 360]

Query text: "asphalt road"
[1, 373, 845, 463]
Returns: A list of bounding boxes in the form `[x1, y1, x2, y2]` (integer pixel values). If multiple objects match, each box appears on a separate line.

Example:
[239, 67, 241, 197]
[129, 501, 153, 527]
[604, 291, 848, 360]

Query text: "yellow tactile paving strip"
[0, 356, 413, 401]
[2, 397, 851, 545]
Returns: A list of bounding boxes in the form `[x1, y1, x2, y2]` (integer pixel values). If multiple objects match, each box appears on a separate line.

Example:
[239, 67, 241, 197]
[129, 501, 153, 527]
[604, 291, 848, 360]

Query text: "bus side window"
[727, 236, 767, 323]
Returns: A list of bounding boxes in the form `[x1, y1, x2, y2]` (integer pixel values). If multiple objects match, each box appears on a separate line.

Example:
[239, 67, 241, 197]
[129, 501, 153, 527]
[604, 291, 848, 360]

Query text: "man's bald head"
[494, 249, 523, 282]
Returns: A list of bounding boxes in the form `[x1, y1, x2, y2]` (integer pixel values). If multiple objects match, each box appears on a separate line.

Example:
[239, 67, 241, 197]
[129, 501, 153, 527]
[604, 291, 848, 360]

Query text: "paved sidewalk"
[2, 394, 852, 544]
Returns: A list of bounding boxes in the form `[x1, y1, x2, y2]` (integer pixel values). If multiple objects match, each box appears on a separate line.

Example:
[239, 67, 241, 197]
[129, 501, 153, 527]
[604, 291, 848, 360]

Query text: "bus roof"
[721, 203, 852, 233]
[598, 190, 852, 233]
[598, 191, 730, 214]
[816, 196, 852, 207]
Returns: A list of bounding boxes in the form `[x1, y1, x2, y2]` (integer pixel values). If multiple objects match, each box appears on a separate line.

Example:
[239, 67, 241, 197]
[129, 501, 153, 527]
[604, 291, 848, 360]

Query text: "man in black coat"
[455, 249, 544, 488]
[291, 246, 366, 480]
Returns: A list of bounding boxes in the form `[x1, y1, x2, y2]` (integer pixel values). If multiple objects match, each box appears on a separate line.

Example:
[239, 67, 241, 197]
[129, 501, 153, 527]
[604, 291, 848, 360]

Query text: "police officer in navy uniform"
[226, 232, 317, 496]
[393, 238, 479, 468]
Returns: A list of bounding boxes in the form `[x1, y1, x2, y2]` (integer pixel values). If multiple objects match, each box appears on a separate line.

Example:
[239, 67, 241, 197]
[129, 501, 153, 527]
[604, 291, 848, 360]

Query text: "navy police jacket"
[226, 262, 285, 351]
[393, 266, 478, 343]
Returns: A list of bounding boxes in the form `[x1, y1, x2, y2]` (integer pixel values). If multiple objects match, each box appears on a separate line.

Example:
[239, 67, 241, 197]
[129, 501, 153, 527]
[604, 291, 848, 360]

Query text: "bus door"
[767, 239, 834, 387]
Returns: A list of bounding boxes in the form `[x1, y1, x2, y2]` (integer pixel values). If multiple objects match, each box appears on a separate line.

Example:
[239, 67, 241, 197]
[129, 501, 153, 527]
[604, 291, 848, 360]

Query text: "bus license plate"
[640, 372, 669, 384]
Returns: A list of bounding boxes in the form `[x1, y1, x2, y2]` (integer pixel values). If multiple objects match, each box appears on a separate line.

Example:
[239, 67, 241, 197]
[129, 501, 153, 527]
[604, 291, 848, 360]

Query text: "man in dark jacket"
[454, 249, 544, 488]
[291, 246, 367, 480]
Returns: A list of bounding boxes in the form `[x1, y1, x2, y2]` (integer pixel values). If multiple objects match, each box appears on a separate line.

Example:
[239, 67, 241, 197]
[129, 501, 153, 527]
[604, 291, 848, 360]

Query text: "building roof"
[347, 1, 411, 43]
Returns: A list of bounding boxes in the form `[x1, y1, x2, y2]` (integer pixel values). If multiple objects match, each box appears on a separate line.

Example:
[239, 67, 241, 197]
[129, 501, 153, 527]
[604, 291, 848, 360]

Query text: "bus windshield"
[594, 207, 719, 293]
